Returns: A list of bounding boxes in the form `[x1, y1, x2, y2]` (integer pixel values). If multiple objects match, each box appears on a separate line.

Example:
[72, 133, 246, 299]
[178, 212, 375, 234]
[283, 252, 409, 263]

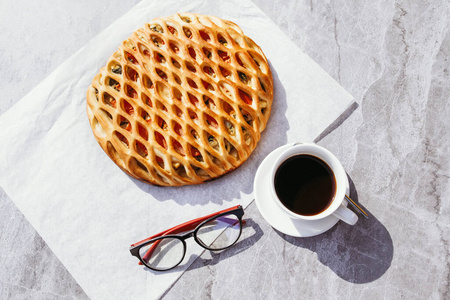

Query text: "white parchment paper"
[0, 0, 353, 299]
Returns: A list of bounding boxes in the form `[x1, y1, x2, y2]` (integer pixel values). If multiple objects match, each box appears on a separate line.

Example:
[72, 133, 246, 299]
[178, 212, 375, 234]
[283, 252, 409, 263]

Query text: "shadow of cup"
[276, 176, 393, 284]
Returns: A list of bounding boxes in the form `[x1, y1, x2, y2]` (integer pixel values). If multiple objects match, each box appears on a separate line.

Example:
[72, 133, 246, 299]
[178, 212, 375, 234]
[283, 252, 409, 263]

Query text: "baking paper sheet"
[0, 0, 353, 299]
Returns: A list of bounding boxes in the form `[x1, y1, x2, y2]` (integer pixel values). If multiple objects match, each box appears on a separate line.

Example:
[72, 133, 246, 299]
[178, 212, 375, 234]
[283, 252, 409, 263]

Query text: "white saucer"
[254, 143, 350, 237]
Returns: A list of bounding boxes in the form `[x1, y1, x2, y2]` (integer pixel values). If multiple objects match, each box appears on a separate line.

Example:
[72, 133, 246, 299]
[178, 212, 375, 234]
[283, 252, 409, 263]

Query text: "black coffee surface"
[274, 155, 336, 216]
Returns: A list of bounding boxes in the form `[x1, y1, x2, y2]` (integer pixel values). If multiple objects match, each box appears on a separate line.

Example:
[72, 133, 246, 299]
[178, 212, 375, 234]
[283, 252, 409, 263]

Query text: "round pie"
[86, 13, 273, 186]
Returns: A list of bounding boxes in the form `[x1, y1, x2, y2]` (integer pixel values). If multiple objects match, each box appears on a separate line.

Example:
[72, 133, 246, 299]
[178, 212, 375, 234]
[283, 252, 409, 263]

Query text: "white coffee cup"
[270, 143, 358, 225]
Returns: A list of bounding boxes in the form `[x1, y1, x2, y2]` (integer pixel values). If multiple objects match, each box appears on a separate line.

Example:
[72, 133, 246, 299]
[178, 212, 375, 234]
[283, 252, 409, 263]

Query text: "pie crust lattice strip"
[86, 13, 273, 186]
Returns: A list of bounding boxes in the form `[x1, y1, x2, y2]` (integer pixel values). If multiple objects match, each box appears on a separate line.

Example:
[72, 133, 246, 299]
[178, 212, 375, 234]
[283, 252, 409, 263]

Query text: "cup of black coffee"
[270, 143, 358, 225]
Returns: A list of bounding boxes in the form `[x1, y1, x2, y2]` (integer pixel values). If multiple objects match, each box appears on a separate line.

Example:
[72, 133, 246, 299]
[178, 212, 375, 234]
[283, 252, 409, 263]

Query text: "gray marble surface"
[1, 0, 449, 299]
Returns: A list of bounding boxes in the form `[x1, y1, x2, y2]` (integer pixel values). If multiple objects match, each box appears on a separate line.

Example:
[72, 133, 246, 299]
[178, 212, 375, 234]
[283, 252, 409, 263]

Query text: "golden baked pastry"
[86, 13, 273, 186]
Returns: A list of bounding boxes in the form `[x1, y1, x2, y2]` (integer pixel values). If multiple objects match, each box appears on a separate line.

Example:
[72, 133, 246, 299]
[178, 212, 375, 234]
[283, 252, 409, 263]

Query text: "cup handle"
[332, 201, 358, 225]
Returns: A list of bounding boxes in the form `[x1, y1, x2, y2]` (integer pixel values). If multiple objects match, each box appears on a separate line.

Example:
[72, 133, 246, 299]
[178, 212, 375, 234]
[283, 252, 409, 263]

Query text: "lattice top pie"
[86, 13, 273, 186]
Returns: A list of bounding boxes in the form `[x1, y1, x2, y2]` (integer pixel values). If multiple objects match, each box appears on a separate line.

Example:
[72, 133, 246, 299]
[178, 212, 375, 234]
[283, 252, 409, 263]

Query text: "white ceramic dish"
[254, 143, 350, 237]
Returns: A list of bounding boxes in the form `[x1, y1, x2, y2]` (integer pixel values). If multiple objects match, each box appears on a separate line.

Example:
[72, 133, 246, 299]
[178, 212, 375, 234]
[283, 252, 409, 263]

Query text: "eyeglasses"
[129, 205, 245, 271]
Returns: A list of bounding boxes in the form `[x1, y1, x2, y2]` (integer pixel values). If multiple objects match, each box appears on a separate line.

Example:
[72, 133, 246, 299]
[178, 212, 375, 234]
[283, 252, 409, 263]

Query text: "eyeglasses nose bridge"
[181, 230, 195, 240]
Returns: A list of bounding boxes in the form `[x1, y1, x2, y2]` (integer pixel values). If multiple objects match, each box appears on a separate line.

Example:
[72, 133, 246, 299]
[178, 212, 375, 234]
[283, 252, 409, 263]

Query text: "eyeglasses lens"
[139, 237, 185, 270]
[196, 214, 241, 250]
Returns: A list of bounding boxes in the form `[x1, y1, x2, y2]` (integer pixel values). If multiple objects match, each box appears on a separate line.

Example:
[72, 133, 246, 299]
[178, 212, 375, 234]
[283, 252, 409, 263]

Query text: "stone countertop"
[0, 0, 448, 299]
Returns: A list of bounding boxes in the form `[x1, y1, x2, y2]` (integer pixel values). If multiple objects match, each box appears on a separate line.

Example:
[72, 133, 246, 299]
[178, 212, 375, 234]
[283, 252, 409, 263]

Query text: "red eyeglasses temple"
[131, 205, 244, 265]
